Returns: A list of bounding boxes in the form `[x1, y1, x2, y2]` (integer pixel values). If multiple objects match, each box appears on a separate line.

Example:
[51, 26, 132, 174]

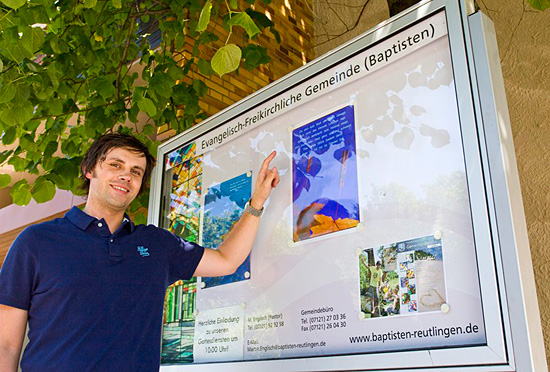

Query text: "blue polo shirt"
[0, 206, 204, 371]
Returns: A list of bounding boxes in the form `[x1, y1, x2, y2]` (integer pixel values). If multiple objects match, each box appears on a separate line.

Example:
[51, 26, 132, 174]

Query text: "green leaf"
[48, 157, 80, 191]
[149, 73, 173, 98]
[43, 141, 58, 159]
[195, 0, 212, 32]
[32, 177, 56, 203]
[21, 27, 45, 54]
[142, 124, 155, 135]
[13, 101, 34, 124]
[2, 126, 17, 144]
[0, 150, 13, 164]
[8, 155, 26, 171]
[0, 81, 16, 103]
[211, 44, 241, 76]
[19, 134, 35, 152]
[270, 27, 280, 43]
[83, 0, 97, 8]
[137, 97, 157, 117]
[13, 83, 30, 104]
[1, 0, 26, 10]
[245, 9, 274, 28]
[23, 120, 40, 132]
[527, 0, 550, 10]
[193, 79, 208, 97]
[197, 58, 214, 76]
[227, 12, 261, 38]
[48, 100, 64, 115]
[10, 179, 32, 206]
[92, 76, 116, 99]
[229, 0, 237, 8]
[0, 173, 11, 188]
[112, 0, 122, 9]
[0, 108, 17, 127]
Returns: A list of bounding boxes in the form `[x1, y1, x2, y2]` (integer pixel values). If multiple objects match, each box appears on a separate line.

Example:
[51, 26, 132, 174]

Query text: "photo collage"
[359, 235, 446, 318]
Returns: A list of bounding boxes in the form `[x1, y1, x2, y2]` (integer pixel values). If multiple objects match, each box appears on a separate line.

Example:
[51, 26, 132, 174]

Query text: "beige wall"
[485, 1, 550, 364]
[313, 0, 550, 364]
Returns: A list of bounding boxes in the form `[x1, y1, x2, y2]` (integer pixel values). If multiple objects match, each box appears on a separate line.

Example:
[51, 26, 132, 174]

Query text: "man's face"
[86, 147, 146, 212]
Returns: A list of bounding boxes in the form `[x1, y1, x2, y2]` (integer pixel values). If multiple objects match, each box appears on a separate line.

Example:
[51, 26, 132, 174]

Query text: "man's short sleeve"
[164, 231, 204, 283]
[0, 228, 39, 310]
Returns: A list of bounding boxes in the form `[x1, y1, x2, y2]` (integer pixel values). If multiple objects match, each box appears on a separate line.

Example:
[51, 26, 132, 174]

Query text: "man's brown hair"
[79, 133, 156, 195]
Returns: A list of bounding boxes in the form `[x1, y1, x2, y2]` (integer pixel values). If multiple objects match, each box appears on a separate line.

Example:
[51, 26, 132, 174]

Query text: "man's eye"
[111, 163, 120, 168]
[132, 170, 142, 176]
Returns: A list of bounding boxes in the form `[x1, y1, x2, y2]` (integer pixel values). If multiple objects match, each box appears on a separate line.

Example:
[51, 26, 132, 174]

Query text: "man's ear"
[85, 168, 93, 180]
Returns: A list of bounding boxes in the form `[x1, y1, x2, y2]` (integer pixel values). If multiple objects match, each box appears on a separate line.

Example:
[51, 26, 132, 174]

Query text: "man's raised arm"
[0, 304, 27, 372]
[193, 151, 280, 277]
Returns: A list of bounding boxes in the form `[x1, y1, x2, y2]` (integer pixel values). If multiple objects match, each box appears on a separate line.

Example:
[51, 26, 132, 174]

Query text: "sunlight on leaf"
[32, 178, 56, 203]
[227, 12, 261, 38]
[196, 0, 212, 32]
[137, 97, 157, 117]
[10, 179, 32, 206]
[211, 44, 241, 76]
[1, 0, 26, 9]
[0, 174, 11, 188]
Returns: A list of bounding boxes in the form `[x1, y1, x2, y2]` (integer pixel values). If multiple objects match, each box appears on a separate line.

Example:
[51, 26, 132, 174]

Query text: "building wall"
[312, 0, 550, 364]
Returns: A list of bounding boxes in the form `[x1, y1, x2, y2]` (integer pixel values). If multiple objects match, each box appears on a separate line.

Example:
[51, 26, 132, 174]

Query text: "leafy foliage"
[0, 0, 276, 210]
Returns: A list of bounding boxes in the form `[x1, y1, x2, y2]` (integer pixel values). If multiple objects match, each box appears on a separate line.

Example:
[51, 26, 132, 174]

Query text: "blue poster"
[202, 173, 252, 288]
[292, 105, 360, 242]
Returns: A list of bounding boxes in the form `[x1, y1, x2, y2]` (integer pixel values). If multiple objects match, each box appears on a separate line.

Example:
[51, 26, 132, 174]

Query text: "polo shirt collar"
[65, 206, 135, 233]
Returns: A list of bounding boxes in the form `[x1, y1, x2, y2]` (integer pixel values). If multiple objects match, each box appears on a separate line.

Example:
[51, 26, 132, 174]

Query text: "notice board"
[148, 1, 545, 370]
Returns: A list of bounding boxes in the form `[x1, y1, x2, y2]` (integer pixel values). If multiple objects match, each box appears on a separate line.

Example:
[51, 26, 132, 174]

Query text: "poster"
[158, 10, 487, 367]
[201, 173, 252, 288]
[292, 105, 360, 242]
[167, 143, 202, 243]
[161, 143, 203, 363]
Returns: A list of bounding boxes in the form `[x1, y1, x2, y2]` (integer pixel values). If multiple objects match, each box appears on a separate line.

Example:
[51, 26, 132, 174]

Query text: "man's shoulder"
[19, 216, 69, 237]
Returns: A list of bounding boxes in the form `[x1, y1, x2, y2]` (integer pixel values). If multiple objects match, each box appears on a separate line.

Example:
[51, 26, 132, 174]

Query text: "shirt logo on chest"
[137, 246, 150, 257]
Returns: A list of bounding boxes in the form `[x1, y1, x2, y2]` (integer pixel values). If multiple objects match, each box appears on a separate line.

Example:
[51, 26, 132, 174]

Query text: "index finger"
[260, 151, 277, 172]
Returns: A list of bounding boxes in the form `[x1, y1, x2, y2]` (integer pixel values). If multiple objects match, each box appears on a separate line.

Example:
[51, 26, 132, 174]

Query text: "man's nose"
[118, 172, 131, 182]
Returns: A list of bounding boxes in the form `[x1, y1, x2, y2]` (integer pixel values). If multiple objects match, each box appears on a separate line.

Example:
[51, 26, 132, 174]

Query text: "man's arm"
[0, 304, 27, 372]
[194, 151, 280, 277]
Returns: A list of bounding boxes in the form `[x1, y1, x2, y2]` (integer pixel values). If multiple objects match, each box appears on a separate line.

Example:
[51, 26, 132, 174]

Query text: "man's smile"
[111, 184, 130, 193]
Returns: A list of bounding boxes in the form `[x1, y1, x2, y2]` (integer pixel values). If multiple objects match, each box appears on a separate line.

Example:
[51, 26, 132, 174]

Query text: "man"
[0, 133, 279, 371]
[360, 257, 385, 317]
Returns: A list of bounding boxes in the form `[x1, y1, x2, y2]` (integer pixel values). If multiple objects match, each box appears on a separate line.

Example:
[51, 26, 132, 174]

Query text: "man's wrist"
[249, 197, 264, 210]
[245, 199, 264, 217]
